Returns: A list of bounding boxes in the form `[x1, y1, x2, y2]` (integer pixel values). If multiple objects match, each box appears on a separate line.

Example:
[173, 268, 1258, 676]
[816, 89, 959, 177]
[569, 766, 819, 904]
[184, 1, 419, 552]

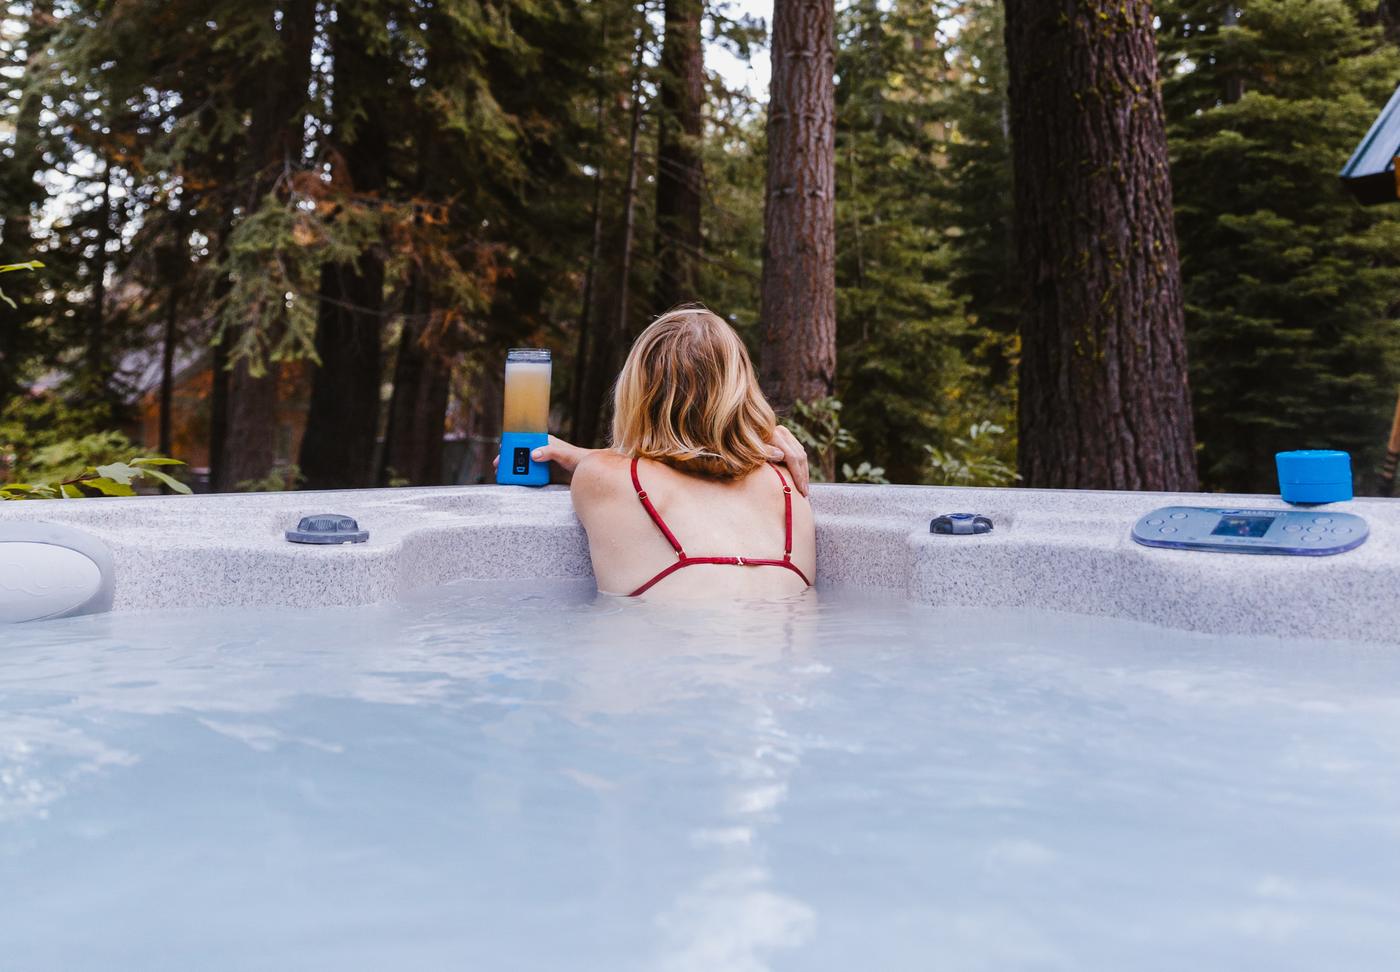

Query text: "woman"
[532, 306, 816, 600]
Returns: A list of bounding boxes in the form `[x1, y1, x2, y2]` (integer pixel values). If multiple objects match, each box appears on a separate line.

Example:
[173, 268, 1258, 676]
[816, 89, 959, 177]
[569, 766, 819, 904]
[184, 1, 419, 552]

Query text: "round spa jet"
[0, 522, 115, 623]
[285, 514, 369, 545]
[930, 513, 994, 535]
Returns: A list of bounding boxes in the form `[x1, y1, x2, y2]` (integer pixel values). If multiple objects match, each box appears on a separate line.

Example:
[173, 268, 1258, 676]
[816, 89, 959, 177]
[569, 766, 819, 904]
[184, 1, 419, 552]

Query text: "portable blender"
[496, 348, 552, 486]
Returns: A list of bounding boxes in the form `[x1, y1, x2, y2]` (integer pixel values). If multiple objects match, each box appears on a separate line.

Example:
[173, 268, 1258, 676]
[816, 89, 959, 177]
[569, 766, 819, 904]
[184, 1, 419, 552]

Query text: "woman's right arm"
[490, 435, 597, 484]
[527, 436, 598, 485]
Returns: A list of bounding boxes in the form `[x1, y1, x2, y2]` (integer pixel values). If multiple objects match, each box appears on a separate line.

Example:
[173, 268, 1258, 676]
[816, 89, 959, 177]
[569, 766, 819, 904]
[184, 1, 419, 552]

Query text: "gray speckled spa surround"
[1, 484, 1396, 642]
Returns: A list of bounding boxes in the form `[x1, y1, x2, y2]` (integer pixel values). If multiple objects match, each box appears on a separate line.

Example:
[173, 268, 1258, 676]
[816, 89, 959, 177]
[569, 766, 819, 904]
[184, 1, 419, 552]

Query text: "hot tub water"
[2, 580, 1398, 970]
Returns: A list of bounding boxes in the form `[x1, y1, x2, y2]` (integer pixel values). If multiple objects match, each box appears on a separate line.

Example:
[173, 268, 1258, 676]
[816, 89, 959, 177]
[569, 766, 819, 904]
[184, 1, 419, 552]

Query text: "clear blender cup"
[496, 348, 552, 486]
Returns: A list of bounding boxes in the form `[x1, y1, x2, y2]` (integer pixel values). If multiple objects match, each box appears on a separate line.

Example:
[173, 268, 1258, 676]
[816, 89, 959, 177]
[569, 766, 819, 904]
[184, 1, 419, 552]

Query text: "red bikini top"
[627, 457, 813, 597]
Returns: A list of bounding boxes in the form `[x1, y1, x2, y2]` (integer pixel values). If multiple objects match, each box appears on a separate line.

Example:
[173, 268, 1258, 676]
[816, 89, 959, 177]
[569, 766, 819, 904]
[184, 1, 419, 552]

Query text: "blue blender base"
[496, 432, 551, 486]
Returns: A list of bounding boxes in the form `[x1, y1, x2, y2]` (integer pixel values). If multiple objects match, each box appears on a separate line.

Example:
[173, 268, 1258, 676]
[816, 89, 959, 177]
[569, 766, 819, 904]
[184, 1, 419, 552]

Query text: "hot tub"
[1, 484, 1398, 969]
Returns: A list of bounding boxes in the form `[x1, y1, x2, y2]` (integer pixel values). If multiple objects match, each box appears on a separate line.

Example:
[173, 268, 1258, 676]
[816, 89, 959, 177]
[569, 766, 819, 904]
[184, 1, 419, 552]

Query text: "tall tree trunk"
[0, 0, 54, 407]
[3, 0, 51, 249]
[299, 8, 390, 491]
[759, 0, 837, 415]
[1004, 0, 1197, 490]
[86, 158, 113, 412]
[570, 155, 607, 443]
[207, 204, 237, 491]
[378, 3, 469, 485]
[158, 204, 187, 458]
[380, 280, 450, 485]
[209, 333, 230, 489]
[1221, 5, 1243, 103]
[301, 259, 386, 488]
[653, 0, 705, 311]
[1374, 0, 1400, 44]
[574, 17, 647, 447]
[570, 14, 611, 443]
[224, 359, 280, 488]
[218, 0, 316, 490]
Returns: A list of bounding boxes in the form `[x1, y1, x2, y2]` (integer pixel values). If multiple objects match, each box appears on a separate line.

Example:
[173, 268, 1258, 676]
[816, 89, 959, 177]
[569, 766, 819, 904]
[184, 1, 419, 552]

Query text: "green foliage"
[779, 398, 896, 483]
[235, 463, 305, 494]
[1160, 0, 1400, 492]
[940, 0, 1020, 386]
[5, 431, 137, 484]
[924, 420, 1020, 487]
[0, 389, 134, 482]
[841, 461, 890, 484]
[5, 0, 1395, 496]
[0, 260, 43, 308]
[2, 456, 192, 500]
[780, 397, 856, 482]
[831, 0, 1021, 484]
[835, 0, 971, 483]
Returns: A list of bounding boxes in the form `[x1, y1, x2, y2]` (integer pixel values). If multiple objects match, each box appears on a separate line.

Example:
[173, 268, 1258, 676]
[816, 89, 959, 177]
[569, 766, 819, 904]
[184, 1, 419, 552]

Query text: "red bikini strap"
[770, 463, 794, 557]
[631, 458, 686, 557]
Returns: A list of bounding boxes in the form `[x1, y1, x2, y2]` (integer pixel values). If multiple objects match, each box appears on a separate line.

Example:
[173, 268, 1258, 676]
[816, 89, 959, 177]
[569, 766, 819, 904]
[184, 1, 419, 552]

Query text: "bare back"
[569, 452, 816, 600]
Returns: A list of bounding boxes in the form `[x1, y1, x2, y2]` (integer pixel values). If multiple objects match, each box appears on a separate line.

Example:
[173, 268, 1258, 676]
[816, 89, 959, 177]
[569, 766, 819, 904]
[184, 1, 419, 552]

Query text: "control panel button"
[1313, 517, 1333, 524]
[1159, 526, 1177, 534]
[1147, 518, 1164, 526]
[1169, 512, 1188, 520]
[1334, 526, 1353, 535]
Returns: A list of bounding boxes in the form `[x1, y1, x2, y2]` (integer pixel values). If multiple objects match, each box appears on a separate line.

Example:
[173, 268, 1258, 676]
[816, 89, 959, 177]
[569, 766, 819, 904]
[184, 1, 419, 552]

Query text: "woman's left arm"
[763, 424, 810, 496]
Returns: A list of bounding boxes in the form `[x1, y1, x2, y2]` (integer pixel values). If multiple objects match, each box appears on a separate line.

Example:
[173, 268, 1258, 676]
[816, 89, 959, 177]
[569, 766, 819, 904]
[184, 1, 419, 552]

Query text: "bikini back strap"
[770, 463, 794, 558]
[631, 458, 686, 557]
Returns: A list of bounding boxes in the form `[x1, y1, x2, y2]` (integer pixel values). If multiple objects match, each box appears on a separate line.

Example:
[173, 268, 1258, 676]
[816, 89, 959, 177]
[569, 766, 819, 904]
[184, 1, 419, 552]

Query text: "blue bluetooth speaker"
[1276, 450, 1353, 504]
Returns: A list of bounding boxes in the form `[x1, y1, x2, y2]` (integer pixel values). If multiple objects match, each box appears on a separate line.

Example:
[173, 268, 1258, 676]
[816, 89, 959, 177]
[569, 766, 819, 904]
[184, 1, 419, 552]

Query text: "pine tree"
[1160, 0, 1400, 492]
[299, 3, 397, 491]
[941, 0, 1018, 392]
[833, 0, 970, 483]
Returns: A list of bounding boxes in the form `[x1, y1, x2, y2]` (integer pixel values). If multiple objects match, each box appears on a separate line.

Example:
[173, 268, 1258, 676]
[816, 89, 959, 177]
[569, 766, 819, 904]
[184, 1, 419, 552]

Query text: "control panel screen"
[1210, 515, 1273, 538]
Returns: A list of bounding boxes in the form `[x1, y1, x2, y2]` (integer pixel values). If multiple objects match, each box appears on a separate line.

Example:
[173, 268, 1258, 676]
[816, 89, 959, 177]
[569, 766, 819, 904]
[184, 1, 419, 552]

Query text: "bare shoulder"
[570, 450, 632, 503]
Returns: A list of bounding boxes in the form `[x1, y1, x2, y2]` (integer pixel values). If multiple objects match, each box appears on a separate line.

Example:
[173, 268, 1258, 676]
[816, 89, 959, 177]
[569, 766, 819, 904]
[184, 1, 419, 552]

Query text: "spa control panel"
[1131, 506, 1368, 556]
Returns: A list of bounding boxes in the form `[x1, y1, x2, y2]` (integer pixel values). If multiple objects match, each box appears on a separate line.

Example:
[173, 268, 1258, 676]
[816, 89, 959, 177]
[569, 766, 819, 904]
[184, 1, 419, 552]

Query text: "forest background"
[2, 0, 1399, 497]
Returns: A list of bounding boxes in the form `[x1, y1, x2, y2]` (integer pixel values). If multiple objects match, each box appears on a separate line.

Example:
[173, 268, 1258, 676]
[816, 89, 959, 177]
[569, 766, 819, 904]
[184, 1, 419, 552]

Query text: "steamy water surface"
[3, 580, 1400, 971]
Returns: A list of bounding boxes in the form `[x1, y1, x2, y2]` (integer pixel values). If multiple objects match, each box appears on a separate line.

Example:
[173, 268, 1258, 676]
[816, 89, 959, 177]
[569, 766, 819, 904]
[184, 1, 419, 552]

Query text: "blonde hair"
[610, 305, 777, 479]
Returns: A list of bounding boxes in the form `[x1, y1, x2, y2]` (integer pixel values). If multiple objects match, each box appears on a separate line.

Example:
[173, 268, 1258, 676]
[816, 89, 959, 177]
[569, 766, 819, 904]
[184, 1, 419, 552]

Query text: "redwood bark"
[299, 9, 390, 490]
[223, 358, 280, 487]
[300, 257, 385, 488]
[653, 0, 705, 310]
[217, 0, 315, 489]
[759, 0, 837, 415]
[380, 287, 451, 485]
[1004, 0, 1197, 490]
[158, 206, 187, 457]
[86, 159, 113, 406]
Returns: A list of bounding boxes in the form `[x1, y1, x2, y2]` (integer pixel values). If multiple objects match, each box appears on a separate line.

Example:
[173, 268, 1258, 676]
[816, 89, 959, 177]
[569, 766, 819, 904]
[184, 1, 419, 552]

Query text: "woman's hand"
[764, 424, 810, 496]
[492, 435, 595, 484]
